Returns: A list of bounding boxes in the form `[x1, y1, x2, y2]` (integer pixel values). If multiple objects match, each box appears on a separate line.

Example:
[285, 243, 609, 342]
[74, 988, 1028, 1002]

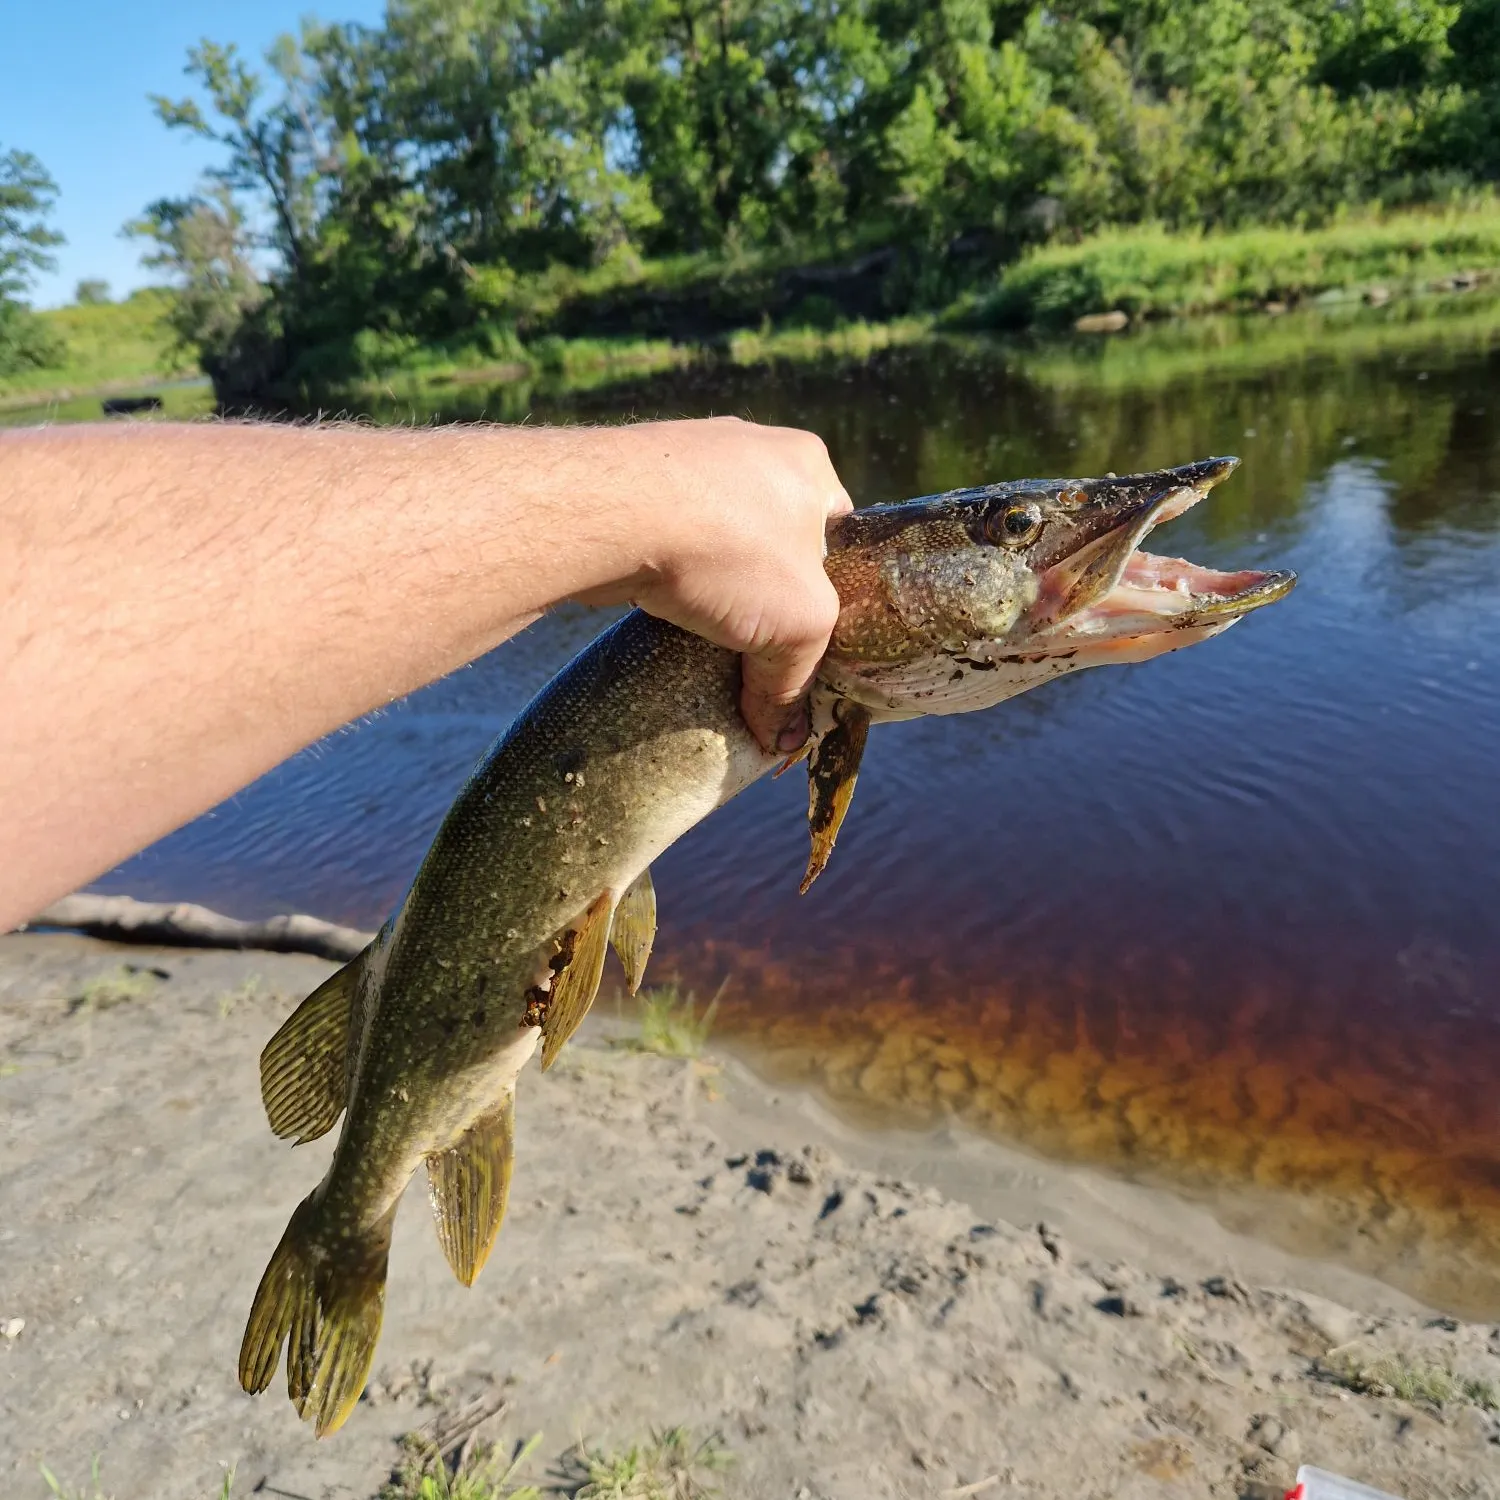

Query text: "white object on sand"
[1288, 1466, 1405, 1500]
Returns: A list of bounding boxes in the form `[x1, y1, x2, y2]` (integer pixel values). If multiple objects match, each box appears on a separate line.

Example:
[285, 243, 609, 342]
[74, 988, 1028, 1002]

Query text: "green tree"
[132, 0, 1500, 400]
[150, 38, 331, 282]
[0, 145, 64, 375]
[126, 183, 266, 387]
[338, 0, 657, 269]
[1314, 0, 1460, 93]
[612, 0, 844, 252]
[1445, 0, 1500, 177]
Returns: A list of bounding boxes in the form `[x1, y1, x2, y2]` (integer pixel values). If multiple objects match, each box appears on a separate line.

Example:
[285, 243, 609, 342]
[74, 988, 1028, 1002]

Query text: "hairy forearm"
[0, 418, 812, 929]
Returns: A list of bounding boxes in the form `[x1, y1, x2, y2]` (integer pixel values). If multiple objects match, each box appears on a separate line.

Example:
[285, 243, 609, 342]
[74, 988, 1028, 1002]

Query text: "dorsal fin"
[259, 950, 365, 1143]
[538, 890, 613, 1069]
[610, 866, 657, 995]
[425, 1094, 516, 1287]
[801, 699, 872, 892]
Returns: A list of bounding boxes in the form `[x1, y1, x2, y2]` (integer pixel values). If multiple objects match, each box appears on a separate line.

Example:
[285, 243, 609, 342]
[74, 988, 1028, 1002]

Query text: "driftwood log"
[22, 894, 375, 963]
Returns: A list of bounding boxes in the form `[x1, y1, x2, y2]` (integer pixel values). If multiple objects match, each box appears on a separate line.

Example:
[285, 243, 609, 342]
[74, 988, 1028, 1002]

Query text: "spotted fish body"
[311, 615, 767, 1226]
[240, 458, 1294, 1435]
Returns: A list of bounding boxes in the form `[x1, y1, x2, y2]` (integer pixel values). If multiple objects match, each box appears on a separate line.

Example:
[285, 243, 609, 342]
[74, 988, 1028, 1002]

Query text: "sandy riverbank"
[2, 934, 1497, 1499]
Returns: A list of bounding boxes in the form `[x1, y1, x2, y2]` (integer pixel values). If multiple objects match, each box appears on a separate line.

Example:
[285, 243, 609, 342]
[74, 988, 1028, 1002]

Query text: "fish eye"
[987, 502, 1044, 548]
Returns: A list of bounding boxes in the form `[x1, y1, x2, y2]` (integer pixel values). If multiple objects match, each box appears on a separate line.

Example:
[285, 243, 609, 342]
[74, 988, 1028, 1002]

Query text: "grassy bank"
[972, 206, 1500, 328]
[271, 202, 1500, 409]
[468, 227, 895, 339]
[997, 288, 1500, 393]
[267, 316, 936, 414]
[0, 290, 196, 408]
[14, 204, 1500, 422]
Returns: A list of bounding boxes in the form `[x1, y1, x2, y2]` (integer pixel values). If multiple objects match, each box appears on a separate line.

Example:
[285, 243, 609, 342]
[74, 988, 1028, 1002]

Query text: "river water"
[88, 300, 1500, 1312]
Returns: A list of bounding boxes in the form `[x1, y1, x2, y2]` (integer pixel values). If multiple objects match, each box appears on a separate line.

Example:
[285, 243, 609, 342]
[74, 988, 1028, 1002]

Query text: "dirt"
[2, 934, 1498, 1500]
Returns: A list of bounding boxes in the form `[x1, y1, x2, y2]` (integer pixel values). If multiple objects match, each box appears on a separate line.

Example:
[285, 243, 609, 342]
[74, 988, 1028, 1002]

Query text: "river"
[83, 299, 1500, 1312]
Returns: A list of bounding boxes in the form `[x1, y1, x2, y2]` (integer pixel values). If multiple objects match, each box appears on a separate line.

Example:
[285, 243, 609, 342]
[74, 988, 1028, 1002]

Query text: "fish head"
[821, 456, 1295, 718]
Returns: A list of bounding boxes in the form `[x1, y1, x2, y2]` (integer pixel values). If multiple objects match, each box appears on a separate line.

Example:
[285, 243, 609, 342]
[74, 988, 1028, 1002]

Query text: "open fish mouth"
[1030, 456, 1296, 648]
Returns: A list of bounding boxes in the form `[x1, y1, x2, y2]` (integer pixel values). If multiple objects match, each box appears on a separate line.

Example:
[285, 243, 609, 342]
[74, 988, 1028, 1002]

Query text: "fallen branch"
[21, 893, 375, 963]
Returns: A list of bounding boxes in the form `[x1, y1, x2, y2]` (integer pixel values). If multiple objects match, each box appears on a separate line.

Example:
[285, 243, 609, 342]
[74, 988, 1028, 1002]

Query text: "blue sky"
[0, 0, 383, 308]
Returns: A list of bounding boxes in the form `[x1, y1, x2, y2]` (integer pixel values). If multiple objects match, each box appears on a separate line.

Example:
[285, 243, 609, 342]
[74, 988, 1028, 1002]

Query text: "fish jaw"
[1024, 458, 1295, 654]
[822, 457, 1295, 717]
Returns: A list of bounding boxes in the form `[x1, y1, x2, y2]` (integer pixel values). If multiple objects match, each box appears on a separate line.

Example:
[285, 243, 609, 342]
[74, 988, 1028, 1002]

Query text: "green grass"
[726, 315, 933, 366]
[998, 288, 1500, 394]
[566, 1427, 732, 1500]
[281, 315, 932, 411]
[67, 965, 162, 1015]
[277, 327, 692, 410]
[471, 227, 893, 337]
[40, 1459, 234, 1500]
[39, 1456, 110, 1500]
[613, 984, 720, 1061]
[973, 204, 1500, 328]
[1319, 1353, 1500, 1411]
[380, 1433, 544, 1500]
[0, 290, 196, 405]
[377, 1428, 728, 1500]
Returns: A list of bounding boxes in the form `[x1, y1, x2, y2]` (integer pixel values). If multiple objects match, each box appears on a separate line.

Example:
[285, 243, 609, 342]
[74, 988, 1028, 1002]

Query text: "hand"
[576, 417, 853, 754]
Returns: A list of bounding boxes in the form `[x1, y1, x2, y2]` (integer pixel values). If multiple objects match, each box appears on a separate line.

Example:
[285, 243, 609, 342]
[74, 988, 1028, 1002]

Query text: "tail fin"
[238, 1194, 395, 1438]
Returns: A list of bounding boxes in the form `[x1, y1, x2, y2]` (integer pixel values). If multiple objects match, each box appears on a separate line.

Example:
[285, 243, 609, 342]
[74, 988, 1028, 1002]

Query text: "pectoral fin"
[539, 889, 613, 1069]
[259, 950, 365, 1144]
[801, 700, 872, 894]
[426, 1094, 516, 1287]
[610, 867, 657, 995]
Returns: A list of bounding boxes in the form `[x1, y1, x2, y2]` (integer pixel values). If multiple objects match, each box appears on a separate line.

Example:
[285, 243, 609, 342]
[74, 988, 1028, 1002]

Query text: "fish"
[238, 456, 1294, 1435]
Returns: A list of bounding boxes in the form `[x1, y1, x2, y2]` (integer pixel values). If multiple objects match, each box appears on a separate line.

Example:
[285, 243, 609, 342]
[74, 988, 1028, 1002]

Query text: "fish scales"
[239, 457, 1296, 1436]
[337, 611, 768, 1212]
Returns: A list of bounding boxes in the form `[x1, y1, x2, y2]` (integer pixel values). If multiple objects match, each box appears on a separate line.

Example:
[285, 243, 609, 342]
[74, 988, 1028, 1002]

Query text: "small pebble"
[1, 1318, 24, 1340]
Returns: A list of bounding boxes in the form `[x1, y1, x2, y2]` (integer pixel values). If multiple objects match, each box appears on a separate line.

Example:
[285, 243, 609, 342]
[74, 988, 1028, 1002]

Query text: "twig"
[420, 1391, 512, 1460]
[21, 894, 374, 962]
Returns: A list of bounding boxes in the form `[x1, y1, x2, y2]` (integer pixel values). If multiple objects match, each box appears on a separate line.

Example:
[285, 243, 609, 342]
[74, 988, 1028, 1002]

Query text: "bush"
[0, 299, 62, 375]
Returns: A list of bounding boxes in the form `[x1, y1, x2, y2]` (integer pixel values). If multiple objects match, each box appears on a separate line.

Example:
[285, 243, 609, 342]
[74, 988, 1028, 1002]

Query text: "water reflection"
[93, 302, 1500, 1311]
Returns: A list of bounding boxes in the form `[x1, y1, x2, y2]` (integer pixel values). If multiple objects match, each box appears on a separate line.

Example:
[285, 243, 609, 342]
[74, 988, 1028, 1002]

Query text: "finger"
[739, 581, 841, 755]
[741, 656, 815, 756]
[781, 424, 850, 519]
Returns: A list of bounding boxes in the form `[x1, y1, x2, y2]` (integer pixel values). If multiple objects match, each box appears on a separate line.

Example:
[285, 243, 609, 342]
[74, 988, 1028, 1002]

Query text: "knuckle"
[791, 427, 830, 464]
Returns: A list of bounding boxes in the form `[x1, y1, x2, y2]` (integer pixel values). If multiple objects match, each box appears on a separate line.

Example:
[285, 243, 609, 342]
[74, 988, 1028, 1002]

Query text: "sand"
[2, 933, 1498, 1500]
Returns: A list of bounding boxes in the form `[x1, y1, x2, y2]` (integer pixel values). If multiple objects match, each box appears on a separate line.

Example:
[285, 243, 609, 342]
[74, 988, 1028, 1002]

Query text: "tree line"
[7, 1, 1500, 388]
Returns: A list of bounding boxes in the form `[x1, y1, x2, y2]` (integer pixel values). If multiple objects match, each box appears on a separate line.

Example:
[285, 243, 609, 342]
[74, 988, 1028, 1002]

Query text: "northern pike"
[239, 457, 1293, 1435]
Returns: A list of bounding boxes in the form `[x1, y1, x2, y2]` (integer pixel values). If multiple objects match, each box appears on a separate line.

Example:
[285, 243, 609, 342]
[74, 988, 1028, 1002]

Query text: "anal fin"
[260, 950, 365, 1143]
[610, 867, 657, 995]
[801, 699, 872, 893]
[538, 889, 612, 1069]
[425, 1094, 516, 1287]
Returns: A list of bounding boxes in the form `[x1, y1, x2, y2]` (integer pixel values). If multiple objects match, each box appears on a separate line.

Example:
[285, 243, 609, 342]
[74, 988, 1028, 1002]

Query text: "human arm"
[0, 417, 850, 929]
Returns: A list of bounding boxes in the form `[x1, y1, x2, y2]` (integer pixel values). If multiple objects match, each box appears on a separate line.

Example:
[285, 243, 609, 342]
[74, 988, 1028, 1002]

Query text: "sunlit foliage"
[133, 0, 1500, 396]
